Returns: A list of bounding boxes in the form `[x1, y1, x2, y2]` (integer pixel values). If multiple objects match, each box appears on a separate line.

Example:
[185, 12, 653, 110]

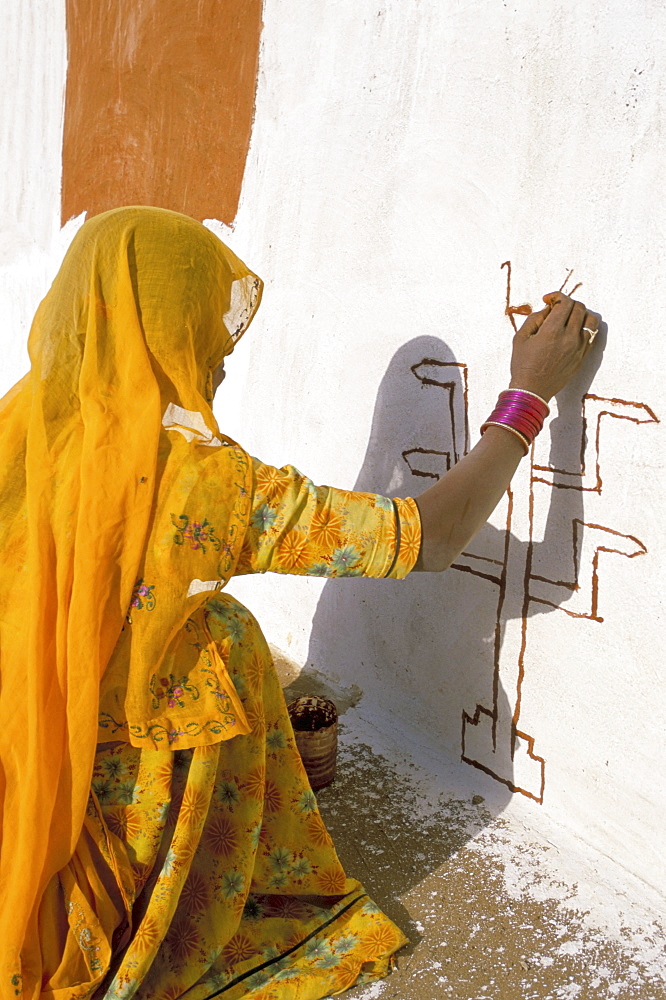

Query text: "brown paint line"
[530, 574, 576, 590]
[586, 394, 658, 413]
[411, 358, 469, 379]
[529, 598, 603, 622]
[492, 485, 513, 748]
[532, 467, 581, 477]
[460, 705, 495, 765]
[513, 728, 546, 803]
[448, 385, 458, 461]
[501, 260, 531, 332]
[461, 754, 544, 805]
[510, 446, 535, 743]
[461, 703, 494, 754]
[410, 360, 471, 461]
[460, 551, 504, 567]
[533, 520, 647, 590]
[411, 361, 470, 430]
[506, 442, 545, 804]
[410, 371, 457, 389]
[532, 476, 595, 493]
[460, 363, 471, 455]
[449, 563, 502, 586]
[461, 710, 544, 805]
[533, 396, 659, 492]
[530, 521, 647, 621]
[62, 0, 263, 224]
[402, 448, 451, 480]
[591, 549, 600, 621]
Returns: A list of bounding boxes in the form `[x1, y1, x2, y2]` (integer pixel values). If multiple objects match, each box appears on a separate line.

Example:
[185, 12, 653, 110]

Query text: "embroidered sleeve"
[234, 458, 421, 580]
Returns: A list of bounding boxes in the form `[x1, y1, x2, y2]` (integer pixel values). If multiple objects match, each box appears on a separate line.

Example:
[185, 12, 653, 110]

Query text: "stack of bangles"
[481, 388, 550, 455]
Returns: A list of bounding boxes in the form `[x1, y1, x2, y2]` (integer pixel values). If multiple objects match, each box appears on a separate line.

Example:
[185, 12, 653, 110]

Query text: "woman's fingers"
[564, 299, 587, 339]
[539, 292, 577, 336]
[519, 292, 594, 342]
[517, 305, 551, 338]
[515, 292, 576, 344]
[581, 311, 600, 349]
[564, 302, 600, 357]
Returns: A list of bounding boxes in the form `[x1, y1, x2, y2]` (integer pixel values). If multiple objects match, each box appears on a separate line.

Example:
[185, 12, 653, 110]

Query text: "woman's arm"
[414, 291, 598, 572]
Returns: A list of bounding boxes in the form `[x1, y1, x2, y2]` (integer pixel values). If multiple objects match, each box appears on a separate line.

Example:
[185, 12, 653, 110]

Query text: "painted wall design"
[347, 271, 659, 809]
[457, 266, 659, 803]
[62, 0, 262, 224]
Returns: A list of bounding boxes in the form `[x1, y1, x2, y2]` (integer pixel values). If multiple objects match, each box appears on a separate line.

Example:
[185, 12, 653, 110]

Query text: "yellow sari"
[0, 208, 418, 999]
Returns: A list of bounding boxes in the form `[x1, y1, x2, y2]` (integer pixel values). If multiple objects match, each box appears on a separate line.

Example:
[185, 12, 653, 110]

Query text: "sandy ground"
[279, 659, 665, 1000]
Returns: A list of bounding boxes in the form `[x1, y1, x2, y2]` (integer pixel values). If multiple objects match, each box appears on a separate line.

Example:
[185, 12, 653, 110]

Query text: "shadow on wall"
[304, 334, 603, 808]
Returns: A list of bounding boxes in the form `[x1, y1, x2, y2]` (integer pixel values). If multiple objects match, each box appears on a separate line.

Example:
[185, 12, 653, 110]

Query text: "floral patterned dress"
[48, 461, 421, 1000]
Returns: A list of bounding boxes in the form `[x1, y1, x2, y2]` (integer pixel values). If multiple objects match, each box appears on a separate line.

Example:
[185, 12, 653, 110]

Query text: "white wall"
[0, 0, 72, 385]
[1, 0, 664, 905]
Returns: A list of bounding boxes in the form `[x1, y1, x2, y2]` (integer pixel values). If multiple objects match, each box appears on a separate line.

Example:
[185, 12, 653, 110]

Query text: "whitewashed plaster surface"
[1, 0, 664, 925]
[0, 0, 71, 383]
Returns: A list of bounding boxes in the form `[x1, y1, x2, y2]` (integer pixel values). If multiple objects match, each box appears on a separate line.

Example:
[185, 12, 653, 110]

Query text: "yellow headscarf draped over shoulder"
[0, 207, 262, 996]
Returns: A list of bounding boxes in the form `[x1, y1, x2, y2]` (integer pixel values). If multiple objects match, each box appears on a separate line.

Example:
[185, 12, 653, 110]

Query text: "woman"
[0, 207, 597, 999]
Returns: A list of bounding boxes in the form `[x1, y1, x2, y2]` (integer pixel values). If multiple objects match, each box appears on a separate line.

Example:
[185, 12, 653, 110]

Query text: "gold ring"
[582, 326, 597, 343]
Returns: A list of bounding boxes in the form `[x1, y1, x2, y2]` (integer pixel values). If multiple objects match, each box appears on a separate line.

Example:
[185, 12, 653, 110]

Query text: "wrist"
[508, 378, 552, 403]
[480, 423, 530, 457]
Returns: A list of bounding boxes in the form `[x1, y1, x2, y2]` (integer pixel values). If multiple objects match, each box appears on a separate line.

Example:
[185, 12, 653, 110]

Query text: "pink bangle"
[502, 388, 550, 410]
[481, 388, 550, 455]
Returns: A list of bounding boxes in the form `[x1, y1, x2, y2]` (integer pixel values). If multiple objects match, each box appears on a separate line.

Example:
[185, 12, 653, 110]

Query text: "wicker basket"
[287, 696, 338, 791]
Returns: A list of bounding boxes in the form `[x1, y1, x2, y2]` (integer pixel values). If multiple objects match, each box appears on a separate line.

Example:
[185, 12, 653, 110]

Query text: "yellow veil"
[0, 207, 263, 995]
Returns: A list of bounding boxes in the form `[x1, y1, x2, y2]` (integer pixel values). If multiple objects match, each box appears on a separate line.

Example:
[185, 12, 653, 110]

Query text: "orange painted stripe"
[62, 0, 262, 224]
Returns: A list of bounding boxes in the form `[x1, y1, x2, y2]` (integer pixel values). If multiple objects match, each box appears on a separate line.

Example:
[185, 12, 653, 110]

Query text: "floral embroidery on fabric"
[200, 668, 237, 718]
[67, 901, 103, 974]
[214, 450, 251, 582]
[185, 614, 244, 720]
[171, 514, 221, 554]
[98, 713, 243, 746]
[127, 579, 156, 624]
[98, 713, 126, 736]
[149, 673, 200, 711]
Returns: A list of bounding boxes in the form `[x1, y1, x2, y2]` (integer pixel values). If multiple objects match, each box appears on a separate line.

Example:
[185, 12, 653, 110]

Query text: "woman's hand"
[509, 292, 599, 402]
[413, 290, 601, 571]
